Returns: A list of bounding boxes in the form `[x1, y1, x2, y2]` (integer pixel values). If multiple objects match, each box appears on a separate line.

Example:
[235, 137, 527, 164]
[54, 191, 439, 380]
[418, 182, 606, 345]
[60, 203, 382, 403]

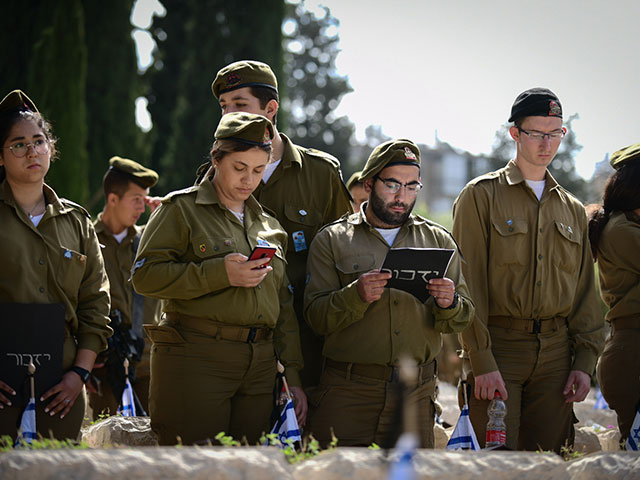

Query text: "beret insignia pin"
[549, 100, 561, 116]
[404, 147, 417, 160]
[226, 72, 241, 88]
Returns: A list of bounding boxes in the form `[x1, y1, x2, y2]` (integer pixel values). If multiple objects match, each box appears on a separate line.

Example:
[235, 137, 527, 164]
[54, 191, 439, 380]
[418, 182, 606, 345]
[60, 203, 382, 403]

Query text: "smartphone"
[248, 246, 277, 268]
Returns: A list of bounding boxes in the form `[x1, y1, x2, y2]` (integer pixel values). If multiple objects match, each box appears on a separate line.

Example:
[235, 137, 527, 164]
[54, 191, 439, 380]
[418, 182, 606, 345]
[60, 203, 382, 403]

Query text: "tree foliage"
[281, 2, 354, 164]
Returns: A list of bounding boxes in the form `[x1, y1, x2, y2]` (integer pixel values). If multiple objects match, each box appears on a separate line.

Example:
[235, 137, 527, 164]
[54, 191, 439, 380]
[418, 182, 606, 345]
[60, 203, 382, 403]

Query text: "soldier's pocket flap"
[284, 204, 323, 227]
[336, 254, 377, 274]
[144, 325, 185, 345]
[553, 220, 581, 244]
[492, 218, 528, 236]
[192, 236, 236, 258]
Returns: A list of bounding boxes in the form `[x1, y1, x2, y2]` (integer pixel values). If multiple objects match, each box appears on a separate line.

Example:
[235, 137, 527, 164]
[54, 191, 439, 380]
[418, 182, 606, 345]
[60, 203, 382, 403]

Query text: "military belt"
[488, 315, 566, 334]
[164, 312, 273, 343]
[611, 315, 640, 333]
[325, 359, 436, 384]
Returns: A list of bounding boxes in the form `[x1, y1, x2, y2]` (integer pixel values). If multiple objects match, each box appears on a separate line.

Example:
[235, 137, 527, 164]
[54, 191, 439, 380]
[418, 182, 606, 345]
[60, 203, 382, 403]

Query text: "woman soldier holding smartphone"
[132, 112, 306, 445]
[0, 90, 111, 441]
[589, 143, 640, 448]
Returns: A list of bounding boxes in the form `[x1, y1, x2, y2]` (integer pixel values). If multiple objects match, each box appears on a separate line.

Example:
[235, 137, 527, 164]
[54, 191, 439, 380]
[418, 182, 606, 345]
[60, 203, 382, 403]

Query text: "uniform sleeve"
[131, 201, 231, 299]
[567, 214, 606, 375]
[304, 228, 370, 335]
[432, 241, 475, 334]
[273, 270, 304, 387]
[323, 165, 353, 224]
[75, 220, 112, 353]
[452, 184, 499, 375]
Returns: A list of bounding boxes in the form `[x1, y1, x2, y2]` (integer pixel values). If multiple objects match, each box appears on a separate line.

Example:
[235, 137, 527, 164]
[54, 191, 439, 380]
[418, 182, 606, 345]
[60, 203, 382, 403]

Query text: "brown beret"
[214, 112, 274, 146]
[359, 140, 420, 181]
[346, 171, 363, 190]
[212, 60, 278, 99]
[108, 156, 158, 189]
[0, 90, 38, 116]
[609, 142, 640, 170]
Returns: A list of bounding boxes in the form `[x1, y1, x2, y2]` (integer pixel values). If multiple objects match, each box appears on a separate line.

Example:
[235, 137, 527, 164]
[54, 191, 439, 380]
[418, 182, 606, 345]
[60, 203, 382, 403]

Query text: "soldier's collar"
[195, 177, 265, 216]
[94, 212, 138, 238]
[506, 159, 561, 193]
[280, 133, 303, 169]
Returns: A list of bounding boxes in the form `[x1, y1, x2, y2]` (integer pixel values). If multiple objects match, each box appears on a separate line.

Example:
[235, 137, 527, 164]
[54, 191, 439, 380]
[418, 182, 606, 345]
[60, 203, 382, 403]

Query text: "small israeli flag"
[118, 377, 136, 417]
[625, 407, 640, 451]
[270, 398, 301, 445]
[15, 397, 37, 446]
[446, 404, 480, 450]
[593, 387, 609, 410]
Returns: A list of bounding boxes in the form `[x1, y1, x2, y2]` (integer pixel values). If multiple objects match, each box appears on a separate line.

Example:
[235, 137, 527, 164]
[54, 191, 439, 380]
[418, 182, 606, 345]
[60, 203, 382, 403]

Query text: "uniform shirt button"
[213, 246, 219, 251]
[257, 284, 262, 289]
[539, 228, 543, 233]
[39, 287, 45, 293]
[258, 314, 263, 320]
[538, 254, 543, 260]
[394, 329, 400, 335]
[39, 258, 45, 265]
[508, 227, 514, 232]
[353, 263, 359, 269]
[536, 281, 542, 287]
[393, 300, 399, 305]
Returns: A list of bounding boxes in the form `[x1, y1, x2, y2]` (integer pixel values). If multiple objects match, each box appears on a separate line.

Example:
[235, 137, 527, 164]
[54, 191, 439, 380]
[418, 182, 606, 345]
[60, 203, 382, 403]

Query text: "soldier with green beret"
[0, 90, 111, 441]
[131, 112, 305, 445]
[346, 170, 368, 213]
[88, 156, 162, 418]
[589, 142, 640, 446]
[304, 139, 474, 448]
[212, 60, 353, 392]
[452, 87, 605, 452]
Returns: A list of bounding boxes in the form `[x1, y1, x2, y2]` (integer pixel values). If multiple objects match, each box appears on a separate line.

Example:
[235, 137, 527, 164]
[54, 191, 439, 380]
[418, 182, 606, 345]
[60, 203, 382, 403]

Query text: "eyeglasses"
[3, 139, 50, 157]
[517, 127, 565, 141]
[374, 176, 423, 195]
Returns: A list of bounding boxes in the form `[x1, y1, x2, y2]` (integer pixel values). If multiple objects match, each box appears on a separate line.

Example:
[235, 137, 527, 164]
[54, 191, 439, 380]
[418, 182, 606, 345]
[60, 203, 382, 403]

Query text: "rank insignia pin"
[200, 244, 206, 253]
[224, 239, 232, 246]
[506, 219, 513, 226]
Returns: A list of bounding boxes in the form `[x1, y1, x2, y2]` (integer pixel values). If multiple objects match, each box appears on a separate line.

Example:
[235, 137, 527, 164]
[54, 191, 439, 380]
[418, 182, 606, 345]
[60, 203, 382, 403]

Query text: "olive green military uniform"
[0, 181, 111, 440]
[304, 206, 474, 447]
[250, 134, 352, 388]
[595, 211, 640, 443]
[131, 178, 303, 445]
[452, 159, 605, 451]
[89, 216, 161, 417]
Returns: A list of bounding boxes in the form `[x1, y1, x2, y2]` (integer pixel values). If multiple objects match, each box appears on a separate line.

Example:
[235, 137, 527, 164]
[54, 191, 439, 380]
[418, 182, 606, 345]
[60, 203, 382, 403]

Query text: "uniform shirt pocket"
[490, 218, 529, 266]
[283, 204, 323, 253]
[335, 253, 377, 286]
[553, 220, 582, 273]
[59, 246, 87, 293]
[192, 236, 236, 259]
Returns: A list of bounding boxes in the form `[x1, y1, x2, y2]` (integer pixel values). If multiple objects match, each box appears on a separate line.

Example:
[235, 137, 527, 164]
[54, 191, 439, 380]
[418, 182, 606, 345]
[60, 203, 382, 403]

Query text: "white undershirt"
[375, 227, 401, 246]
[113, 229, 128, 244]
[525, 179, 546, 201]
[229, 209, 245, 224]
[262, 159, 282, 183]
[30, 213, 45, 227]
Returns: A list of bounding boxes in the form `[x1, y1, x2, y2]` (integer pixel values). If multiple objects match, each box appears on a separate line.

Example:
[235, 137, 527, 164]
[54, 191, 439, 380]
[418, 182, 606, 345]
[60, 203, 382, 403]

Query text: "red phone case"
[248, 246, 277, 268]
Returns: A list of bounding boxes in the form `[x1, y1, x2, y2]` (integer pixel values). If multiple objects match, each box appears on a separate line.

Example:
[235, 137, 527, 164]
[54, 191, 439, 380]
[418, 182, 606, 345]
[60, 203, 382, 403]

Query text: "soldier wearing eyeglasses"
[452, 88, 605, 452]
[303, 139, 474, 448]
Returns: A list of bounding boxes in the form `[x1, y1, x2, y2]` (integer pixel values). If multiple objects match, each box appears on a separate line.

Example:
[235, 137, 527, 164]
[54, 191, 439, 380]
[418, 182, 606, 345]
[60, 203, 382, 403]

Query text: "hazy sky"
[133, 0, 640, 179]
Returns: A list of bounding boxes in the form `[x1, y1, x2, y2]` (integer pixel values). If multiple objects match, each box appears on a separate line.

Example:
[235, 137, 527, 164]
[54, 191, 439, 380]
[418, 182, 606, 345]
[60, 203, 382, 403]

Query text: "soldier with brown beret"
[211, 61, 353, 393]
[346, 170, 368, 213]
[0, 90, 111, 441]
[89, 157, 162, 418]
[589, 143, 640, 447]
[131, 112, 304, 445]
[304, 139, 474, 448]
[453, 88, 605, 452]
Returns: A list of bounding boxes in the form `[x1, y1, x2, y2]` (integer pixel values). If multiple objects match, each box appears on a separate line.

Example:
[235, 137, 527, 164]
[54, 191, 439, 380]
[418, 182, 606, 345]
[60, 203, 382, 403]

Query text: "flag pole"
[276, 361, 292, 401]
[28, 361, 36, 399]
[124, 357, 130, 378]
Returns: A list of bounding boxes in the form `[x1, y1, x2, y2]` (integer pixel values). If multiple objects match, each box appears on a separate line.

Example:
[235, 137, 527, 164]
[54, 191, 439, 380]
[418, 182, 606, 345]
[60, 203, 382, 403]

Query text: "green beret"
[108, 156, 158, 189]
[212, 60, 278, 99]
[0, 89, 38, 116]
[509, 87, 562, 123]
[609, 142, 640, 170]
[214, 112, 274, 147]
[346, 171, 363, 190]
[359, 140, 421, 181]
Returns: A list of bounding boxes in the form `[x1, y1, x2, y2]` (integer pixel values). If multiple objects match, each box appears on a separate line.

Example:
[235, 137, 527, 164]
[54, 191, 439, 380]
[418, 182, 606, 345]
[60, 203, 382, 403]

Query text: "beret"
[214, 112, 274, 147]
[609, 142, 640, 170]
[359, 140, 420, 181]
[108, 156, 158, 189]
[0, 90, 38, 116]
[509, 87, 562, 123]
[212, 60, 278, 99]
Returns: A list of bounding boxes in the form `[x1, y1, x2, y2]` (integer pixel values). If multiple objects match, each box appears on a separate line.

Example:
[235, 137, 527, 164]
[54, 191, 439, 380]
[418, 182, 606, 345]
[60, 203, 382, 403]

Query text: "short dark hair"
[249, 86, 278, 126]
[103, 168, 142, 199]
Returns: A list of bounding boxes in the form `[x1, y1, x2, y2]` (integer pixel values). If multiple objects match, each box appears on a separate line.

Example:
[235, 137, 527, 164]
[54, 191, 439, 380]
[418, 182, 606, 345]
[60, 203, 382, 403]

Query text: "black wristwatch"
[69, 366, 91, 383]
[443, 291, 459, 310]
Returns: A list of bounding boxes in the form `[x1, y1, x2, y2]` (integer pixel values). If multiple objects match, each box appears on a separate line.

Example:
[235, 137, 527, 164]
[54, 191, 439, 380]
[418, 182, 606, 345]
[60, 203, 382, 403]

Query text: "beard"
[368, 188, 415, 227]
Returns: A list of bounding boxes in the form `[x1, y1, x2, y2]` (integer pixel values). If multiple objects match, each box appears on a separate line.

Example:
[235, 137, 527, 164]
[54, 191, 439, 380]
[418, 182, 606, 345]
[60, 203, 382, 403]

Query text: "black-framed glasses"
[374, 175, 423, 195]
[4, 139, 50, 157]
[517, 126, 565, 141]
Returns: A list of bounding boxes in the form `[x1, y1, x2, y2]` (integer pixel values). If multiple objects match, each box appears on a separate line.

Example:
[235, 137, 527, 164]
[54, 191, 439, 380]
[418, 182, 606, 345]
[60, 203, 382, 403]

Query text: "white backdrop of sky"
[132, 0, 640, 179]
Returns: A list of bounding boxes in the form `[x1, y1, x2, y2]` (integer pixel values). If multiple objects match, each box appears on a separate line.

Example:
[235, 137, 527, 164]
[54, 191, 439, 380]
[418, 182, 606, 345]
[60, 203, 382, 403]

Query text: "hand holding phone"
[248, 246, 277, 269]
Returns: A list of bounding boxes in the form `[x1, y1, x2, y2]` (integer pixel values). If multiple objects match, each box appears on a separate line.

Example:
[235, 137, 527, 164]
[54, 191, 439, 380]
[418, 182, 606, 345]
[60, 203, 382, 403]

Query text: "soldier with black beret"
[304, 139, 474, 448]
[88, 157, 162, 418]
[131, 112, 304, 445]
[212, 61, 353, 398]
[453, 88, 605, 451]
[589, 143, 640, 447]
[0, 90, 111, 441]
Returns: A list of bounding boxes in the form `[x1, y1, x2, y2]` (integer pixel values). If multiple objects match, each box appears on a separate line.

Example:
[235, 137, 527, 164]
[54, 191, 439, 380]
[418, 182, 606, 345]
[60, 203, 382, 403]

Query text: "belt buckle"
[246, 327, 257, 343]
[532, 318, 541, 334]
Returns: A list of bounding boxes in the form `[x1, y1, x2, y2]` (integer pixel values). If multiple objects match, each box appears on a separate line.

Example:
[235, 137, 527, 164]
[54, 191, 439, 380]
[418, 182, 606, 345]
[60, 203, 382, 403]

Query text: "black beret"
[509, 87, 562, 123]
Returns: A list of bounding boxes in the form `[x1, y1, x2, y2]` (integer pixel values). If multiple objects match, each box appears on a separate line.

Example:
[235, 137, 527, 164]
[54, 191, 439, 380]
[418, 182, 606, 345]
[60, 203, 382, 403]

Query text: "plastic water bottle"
[486, 391, 507, 448]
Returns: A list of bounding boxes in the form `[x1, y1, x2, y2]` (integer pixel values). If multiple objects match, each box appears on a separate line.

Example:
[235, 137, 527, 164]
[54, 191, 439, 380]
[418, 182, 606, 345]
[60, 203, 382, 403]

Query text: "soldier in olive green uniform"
[589, 143, 640, 446]
[0, 90, 111, 441]
[89, 157, 162, 418]
[346, 170, 368, 213]
[211, 61, 353, 389]
[131, 113, 304, 445]
[304, 140, 474, 448]
[453, 88, 605, 452]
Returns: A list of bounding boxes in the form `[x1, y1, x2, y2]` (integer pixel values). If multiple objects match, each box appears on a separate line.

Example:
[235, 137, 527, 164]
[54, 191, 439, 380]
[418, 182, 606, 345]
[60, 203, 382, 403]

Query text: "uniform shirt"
[131, 178, 303, 385]
[596, 211, 640, 322]
[304, 205, 474, 366]
[251, 133, 353, 311]
[452, 159, 605, 376]
[0, 180, 111, 368]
